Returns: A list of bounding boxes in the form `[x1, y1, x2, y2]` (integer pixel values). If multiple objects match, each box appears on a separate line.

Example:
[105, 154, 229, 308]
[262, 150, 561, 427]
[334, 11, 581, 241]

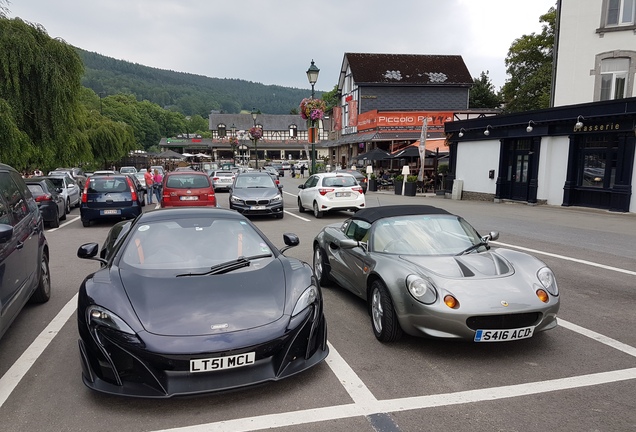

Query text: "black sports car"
[76, 207, 328, 397]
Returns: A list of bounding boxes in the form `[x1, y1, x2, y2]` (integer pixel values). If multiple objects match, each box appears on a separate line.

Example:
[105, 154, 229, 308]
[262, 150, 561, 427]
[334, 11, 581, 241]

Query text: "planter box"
[394, 182, 402, 195]
[368, 179, 377, 192]
[404, 182, 417, 196]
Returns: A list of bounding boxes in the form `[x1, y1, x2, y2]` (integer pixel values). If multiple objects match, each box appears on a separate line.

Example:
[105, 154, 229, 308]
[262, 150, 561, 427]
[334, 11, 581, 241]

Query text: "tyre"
[369, 280, 402, 342]
[275, 211, 284, 219]
[65, 199, 71, 214]
[74, 197, 80, 208]
[60, 205, 67, 221]
[49, 209, 60, 228]
[82, 219, 90, 227]
[313, 244, 331, 287]
[313, 201, 323, 218]
[297, 198, 305, 213]
[29, 253, 51, 303]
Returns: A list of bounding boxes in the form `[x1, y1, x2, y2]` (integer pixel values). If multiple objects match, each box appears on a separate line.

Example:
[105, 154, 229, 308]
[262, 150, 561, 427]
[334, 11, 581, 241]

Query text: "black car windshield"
[120, 217, 274, 269]
[371, 214, 482, 255]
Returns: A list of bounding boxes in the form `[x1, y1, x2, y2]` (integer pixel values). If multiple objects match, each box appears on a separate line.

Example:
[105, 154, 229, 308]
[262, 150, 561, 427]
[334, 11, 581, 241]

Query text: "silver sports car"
[313, 205, 560, 343]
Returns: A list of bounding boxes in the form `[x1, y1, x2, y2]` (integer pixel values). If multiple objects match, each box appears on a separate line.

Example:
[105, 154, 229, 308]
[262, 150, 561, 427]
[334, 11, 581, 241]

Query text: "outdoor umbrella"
[158, 150, 186, 159]
[353, 148, 391, 161]
[390, 146, 435, 159]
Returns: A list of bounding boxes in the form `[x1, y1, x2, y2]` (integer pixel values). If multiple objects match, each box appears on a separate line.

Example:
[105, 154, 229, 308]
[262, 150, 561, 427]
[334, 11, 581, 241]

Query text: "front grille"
[466, 312, 541, 330]
[245, 199, 270, 205]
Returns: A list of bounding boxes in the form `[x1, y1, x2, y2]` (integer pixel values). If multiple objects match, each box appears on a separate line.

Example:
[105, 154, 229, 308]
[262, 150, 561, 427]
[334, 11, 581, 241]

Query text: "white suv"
[297, 173, 365, 218]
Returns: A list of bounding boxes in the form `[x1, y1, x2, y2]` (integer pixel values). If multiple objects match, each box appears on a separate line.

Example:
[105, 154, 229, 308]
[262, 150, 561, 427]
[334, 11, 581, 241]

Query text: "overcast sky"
[7, 0, 556, 93]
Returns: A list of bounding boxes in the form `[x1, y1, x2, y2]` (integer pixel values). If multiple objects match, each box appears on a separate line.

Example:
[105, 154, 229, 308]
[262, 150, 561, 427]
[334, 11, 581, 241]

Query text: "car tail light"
[35, 194, 52, 202]
[82, 183, 89, 203]
[352, 186, 363, 193]
[125, 177, 138, 201]
[318, 188, 334, 196]
[212, 177, 219, 181]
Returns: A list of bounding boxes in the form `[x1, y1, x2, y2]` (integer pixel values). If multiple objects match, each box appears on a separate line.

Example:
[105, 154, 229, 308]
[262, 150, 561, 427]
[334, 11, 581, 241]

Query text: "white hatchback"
[297, 173, 365, 218]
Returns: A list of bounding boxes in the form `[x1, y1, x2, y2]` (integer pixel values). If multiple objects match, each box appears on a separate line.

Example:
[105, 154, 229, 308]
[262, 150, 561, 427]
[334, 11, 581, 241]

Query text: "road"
[1, 173, 635, 432]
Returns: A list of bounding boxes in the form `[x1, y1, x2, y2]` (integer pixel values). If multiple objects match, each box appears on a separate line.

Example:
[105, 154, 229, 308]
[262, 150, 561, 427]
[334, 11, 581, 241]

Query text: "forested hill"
[77, 49, 318, 116]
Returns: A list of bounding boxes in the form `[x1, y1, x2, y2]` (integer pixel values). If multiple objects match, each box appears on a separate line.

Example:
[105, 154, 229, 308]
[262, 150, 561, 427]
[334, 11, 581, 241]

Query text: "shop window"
[577, 136, 618, 189]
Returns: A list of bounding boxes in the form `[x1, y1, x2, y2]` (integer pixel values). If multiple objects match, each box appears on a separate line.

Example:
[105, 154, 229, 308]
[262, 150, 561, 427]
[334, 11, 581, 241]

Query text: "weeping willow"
[0, 17, 91, 170]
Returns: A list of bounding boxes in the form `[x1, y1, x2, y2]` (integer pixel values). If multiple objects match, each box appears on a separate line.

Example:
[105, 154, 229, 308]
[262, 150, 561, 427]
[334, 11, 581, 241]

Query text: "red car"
[160, 171, 217, 208]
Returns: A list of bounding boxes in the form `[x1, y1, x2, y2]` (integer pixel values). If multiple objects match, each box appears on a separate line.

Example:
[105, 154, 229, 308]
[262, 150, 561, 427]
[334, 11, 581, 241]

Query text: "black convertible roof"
[353, 205, 451, 224]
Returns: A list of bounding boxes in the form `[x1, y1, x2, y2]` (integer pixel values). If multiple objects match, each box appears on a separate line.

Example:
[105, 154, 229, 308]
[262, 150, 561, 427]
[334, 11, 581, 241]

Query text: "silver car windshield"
[371, 215, 482, 255]
[121, 218, 273, 269]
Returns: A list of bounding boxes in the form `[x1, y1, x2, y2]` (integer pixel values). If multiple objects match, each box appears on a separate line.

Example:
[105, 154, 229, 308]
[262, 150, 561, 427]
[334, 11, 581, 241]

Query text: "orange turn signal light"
[444, 295, 458, 309]
[536, 289, 549, 303]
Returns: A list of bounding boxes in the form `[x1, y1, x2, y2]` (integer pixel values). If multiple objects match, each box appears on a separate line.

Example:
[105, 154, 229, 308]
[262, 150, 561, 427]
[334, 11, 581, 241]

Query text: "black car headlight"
[87, 305, 135, 335]
[230, 195, 244, 204]
[537, 267, 558, 296]
[270, 194, 282, 203]
[406, 275, 437, 304]
[292, 285, 318, 316]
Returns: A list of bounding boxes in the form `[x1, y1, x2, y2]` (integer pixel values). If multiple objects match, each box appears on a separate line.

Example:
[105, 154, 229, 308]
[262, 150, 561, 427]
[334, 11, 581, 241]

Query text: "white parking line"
[0, 294, 78, 408]
[492, 241, 636, 276]
[46, 216, 80, 232]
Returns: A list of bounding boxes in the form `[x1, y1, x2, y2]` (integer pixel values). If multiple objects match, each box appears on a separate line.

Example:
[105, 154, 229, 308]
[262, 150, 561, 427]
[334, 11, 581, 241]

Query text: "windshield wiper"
[176, 253, 273, 277]
[457, 241, 487, 256]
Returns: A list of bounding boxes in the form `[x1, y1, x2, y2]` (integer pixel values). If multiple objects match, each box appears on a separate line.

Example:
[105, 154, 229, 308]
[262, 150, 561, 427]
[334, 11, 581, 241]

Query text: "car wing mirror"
[77, 243, 107, 265]
[335, 238, 359, 250]
[0, 224, 14, 244]
[298, 184, 304, 189]
[280, 232, 299, 253]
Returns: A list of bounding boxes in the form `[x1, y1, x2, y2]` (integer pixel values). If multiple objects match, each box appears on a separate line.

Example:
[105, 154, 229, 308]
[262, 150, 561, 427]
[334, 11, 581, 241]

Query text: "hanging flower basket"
[299, 98, 327, 123]
[249, 127, 262, 140]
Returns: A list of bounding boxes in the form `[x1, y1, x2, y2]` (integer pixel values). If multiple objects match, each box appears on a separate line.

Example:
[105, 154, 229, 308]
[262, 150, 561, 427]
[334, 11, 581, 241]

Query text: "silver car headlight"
[270, 194, 282, 203]
[406, 275, 437, 304]
[537, 267, 558, 296]
[230, 195, 243, 204]
[87, 305, 135, 334]
[292, 285, 318, 316]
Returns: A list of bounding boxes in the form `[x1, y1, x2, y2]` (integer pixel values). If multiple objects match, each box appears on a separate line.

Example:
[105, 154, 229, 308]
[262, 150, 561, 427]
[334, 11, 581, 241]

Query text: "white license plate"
[180, 196, 199, 201]
[190, 352, 256, 373]
[474, 326, 535, 342]
[335, 192, 351, 197]
[250, 205, 266, 210]
[102, 209, 120, 215]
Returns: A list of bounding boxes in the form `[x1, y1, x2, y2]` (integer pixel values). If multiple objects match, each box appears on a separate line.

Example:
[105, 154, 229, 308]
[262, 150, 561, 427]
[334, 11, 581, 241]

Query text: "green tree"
[469, 71, 502, 109]
[321, 85, 339, 112]
[0, 17, 90, 170]
[501, 7, 555, 113]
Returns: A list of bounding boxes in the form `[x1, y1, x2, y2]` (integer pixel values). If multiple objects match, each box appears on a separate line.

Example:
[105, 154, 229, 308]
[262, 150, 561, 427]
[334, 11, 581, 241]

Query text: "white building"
[445, 0, 636, 213]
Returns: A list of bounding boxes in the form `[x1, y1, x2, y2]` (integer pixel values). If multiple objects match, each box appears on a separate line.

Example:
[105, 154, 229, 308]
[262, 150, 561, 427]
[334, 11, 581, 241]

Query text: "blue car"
[80, 175, 143, 227]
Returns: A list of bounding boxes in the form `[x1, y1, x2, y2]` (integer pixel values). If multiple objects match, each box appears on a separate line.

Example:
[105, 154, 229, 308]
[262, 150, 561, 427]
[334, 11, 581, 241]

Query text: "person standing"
[300, 164, 305, 178]
[144, 168, 154, 204]
[153, 169, 163, 204]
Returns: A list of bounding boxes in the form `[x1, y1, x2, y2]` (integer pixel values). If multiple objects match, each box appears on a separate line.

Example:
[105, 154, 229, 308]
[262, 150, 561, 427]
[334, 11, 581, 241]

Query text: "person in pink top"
[143, 168, 154, 204]
[153, 169, 163, 204]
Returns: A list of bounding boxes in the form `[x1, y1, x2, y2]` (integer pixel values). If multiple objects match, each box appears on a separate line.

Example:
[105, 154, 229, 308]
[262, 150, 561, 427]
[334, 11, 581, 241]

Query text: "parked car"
[76, 207, 327, 397]
[334, 169, 368, 193]
[119, 166, 138, 174]
[0, 163, 51, 340]
[229, 172, 284, 218]
[92, 170, 118, 176]
[25, 178, 66, 228]
[80, 174, 143, 227]
[261, 168, 282, 189]
[125, 174, 146, 207]
[160, 171, 217, 208]
[52, 167, 88, 189]
[210, 170, 236, 192]
[45, 174, 81, 214]
[297, 173, 365, 218]
[134, 172, 147, 192]
[313, 205, 560, 342]
[150, 165, 165, 176]
[269, 163, 284, 177]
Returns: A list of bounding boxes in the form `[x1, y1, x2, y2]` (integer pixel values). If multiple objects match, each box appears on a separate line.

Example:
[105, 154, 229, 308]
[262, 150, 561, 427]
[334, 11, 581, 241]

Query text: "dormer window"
[218, 124, 226, 138]
[289, 124, 297, 138]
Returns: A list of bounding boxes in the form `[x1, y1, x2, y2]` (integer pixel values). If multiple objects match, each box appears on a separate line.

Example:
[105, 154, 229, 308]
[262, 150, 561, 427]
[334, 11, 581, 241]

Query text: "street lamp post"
[306, 60, 320, 174]
[251, 108, 259, 169]
[231, 123, 236, 162]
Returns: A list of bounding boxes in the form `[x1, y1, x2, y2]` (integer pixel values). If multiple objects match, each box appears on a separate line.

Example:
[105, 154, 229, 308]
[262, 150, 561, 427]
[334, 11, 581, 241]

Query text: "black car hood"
[119, 259, 286, 336]
[401, 251, 514, 278]
[232, 187, 279, 199]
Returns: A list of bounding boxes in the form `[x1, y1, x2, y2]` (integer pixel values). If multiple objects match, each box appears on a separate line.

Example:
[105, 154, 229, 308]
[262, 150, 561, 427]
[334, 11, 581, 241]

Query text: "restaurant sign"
[357, 110, 453, 131]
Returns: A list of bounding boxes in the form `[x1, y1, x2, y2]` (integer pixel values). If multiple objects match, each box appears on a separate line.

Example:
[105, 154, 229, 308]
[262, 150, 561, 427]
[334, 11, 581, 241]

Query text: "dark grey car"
[229, 172, 284, 219]
[0, 163, 51, 340]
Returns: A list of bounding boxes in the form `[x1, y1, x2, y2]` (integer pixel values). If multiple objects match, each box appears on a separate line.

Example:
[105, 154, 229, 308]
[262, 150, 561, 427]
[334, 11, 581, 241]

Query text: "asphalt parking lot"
[1, 173, 635, 432]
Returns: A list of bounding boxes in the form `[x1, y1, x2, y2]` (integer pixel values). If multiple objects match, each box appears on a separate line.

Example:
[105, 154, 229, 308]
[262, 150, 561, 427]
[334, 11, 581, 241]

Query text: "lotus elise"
[313, 205, 559, 343]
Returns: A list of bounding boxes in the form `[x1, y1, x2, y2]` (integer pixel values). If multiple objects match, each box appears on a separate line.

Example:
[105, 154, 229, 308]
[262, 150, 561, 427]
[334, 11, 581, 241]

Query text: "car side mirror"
[298, 184, 304, 189]
[280, 232, 299, 253]
[0, 224, 14, 244]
